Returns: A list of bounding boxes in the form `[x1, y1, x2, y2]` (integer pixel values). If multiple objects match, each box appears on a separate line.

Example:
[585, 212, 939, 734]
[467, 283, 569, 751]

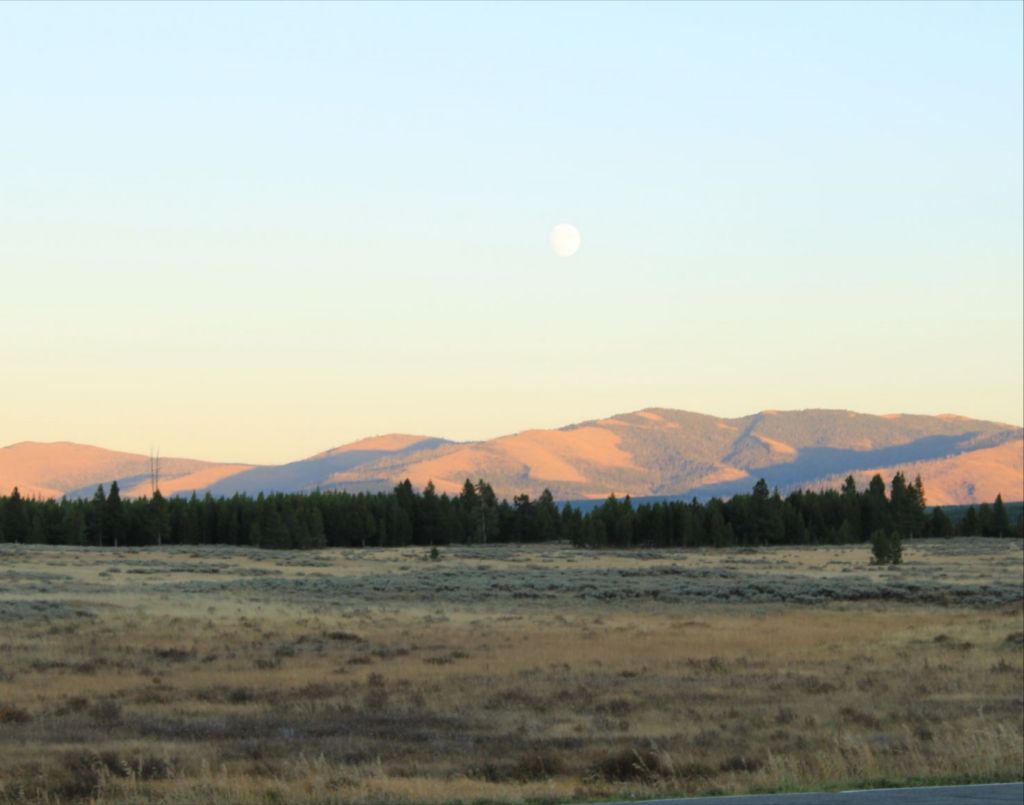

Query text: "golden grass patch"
[0, 539, 1020, 803]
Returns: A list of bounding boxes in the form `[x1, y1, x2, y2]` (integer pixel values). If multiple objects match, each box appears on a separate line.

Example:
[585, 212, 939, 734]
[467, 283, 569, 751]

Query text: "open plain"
[0, 538, 1021, 804]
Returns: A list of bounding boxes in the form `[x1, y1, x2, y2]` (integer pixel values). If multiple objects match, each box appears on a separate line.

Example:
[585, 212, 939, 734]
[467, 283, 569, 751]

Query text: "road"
[577, 782, 1023, 805]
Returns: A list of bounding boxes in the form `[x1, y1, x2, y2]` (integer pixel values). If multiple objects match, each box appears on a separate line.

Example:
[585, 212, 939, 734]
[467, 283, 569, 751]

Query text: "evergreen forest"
[0, 473, 1019, 549]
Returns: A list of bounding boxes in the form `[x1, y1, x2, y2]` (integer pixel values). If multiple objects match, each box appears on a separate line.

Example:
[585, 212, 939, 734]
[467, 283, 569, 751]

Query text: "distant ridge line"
[1, 408, 1020, 506]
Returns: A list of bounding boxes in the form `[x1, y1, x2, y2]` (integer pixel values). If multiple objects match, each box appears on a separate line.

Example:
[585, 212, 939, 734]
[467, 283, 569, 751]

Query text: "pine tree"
[472, 479, 499, 543]
[307, 505, 326, 548]
[686, 500, 706, 546]
[978, 502, 994, 536]
[149, 490, 169, 546]
[866, 474, 890, 535]
[2, 487, 29, 543]
[416, 481, 442, 546]
[459, 479, 478, 541]
[107, 481, 126, 548]
[611, 495, 635, 547]
[89, 485, 107, 547]
[393, 480, 417, 542]
[248, 518, 264, 547]
[262, 504, 291, 549]
[928, 506, 953, 538]
[362, 509, 377, 548]
[839, 476, 862, 537]
[186, 492, 204, 543]
[961, 505, 979, 536]
[386, 497, 412, 546]
[561, 503, 584, 546]
[907, 476, 927, 538]
[750, 480, 785, 544]
[201, 492, 219, 544]
[219, 504, 240, 546]
[707, 504, 730, 547]
[512, 494, 534, 542]
[782, 502, 810, 544]
[61, 503, 86, 545]
[535, 489, 560, 542]
[890, 473, 916, 537]
[991, 495, 1010, 537]
[28, 514, 45, 544]
[285, 506, 308, 548]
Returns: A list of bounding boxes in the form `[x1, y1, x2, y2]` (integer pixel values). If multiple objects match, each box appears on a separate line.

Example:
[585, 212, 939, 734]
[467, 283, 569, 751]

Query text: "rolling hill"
[2, 409, 1021, 505]
[0, 442, 253, 501]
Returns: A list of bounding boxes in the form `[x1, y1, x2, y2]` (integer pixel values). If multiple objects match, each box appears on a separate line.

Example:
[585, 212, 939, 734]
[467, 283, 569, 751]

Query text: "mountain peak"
[2, 409, 1020, 505]
[313, 434, 447, 459]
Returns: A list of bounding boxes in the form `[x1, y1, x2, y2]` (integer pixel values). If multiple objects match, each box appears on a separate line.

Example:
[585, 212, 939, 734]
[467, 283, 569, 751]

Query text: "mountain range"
[2, 409, 1021, 505]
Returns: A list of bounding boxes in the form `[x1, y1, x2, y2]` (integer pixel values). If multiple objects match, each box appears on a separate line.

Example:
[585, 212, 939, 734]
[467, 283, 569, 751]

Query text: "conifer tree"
[928, 506, 953, 538]
[107, 481, 126, 548]
[991, 494, 1010, 537]
[961, 505, 979, 536]
[416, 481, 442, 545]
[978, 502, 994, 536]
[536, 489, 560, 542]
[707, 503, 730, 547]
[61, 502, 86, 545]
[28, 513, 45, 544]
[2, 487, 28, 543]
[865, 474, 890, 535]
[262, 504, 291, 549]
[149, 490, 169, 546]
[906, 475, 927, 537]
[890, 473, 914, 536]
[89, 485, 107, 547]
[473, 479, 499, 543]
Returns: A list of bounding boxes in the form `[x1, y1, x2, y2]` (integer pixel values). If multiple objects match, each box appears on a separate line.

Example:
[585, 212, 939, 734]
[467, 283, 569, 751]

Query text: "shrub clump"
[593, 747, 667, 782]
[363, 672, 388, 711]
[89, 699, 123, 725]
[513, 751, 565, 780]
[55, 751, 173, 800]
[870, 529, 903, 565]
[0, 704, 31, 724]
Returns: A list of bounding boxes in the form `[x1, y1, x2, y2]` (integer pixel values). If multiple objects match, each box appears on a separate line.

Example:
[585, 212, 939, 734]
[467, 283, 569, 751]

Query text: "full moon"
[550, 223, 581, 257]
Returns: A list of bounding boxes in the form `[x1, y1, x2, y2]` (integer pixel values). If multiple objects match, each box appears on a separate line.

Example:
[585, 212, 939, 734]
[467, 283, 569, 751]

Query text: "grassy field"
[0, 539, 1021, 804]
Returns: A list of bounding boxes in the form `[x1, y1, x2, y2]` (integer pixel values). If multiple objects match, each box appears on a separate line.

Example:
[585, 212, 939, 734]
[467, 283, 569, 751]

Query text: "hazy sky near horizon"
[2, 1, 1022, 464]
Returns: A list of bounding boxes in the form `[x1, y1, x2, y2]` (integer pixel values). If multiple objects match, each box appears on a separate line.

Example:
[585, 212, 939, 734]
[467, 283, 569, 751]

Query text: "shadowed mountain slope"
[810, 438, 1024, 506]
[205, 436, 450, 497]
[319, 409, 1022, 504]
[3, 410, 1021, 504]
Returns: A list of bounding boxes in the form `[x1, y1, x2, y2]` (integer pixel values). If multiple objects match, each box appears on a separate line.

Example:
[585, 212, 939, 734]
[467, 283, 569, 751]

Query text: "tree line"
[0, 473, 1019, 549]
[945, 500, 1022, 538]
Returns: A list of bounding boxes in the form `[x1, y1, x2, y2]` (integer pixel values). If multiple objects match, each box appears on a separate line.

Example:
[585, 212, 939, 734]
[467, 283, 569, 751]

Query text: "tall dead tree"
[149, 447, 161, 497]
[149, 447, 164, 547]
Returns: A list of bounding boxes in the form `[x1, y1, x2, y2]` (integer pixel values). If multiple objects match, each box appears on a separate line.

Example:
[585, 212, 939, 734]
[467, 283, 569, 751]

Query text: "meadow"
[0, 538, 1021, 804]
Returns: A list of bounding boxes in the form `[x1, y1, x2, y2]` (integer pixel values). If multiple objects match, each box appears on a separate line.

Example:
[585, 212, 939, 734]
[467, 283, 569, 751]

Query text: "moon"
[550, 223, 581, 257]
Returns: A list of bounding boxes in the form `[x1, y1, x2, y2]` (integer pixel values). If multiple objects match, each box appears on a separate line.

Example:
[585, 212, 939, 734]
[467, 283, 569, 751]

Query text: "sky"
[1, 1, 1022, 464]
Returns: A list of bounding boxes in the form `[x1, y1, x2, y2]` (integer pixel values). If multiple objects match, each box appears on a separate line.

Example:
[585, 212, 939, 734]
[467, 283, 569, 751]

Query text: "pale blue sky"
[2, 1, 1021, 463]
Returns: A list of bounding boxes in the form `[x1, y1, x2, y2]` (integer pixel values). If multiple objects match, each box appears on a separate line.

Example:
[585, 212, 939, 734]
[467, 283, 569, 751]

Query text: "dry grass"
[0, 539, 1021, 804]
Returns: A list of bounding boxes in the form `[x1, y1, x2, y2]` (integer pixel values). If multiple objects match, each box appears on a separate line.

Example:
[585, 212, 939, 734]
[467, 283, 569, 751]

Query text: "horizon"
[4, 403, 1021, 467]
[2, 1, 1022, 465]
